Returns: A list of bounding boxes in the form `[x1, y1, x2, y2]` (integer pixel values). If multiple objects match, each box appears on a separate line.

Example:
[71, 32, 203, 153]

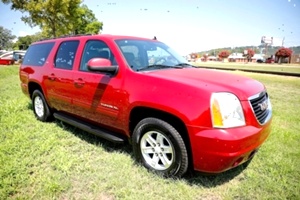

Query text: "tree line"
[1, 0, 103, 50]
[190, 45, 299, 63]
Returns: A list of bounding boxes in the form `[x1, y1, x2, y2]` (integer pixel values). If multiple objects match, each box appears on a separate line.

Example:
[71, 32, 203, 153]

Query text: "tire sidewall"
[132, 118, 187, 177]
[32, 90, 51, 122]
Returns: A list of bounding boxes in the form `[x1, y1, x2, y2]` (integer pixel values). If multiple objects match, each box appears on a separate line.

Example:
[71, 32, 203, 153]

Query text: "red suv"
[20, 34, 272, 177]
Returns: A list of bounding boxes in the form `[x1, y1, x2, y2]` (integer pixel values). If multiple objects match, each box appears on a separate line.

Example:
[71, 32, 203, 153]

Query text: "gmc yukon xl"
[19, 34, 272, 177]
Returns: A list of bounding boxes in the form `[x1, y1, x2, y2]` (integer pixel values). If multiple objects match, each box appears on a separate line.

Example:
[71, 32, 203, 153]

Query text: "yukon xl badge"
[258, 100, 268, 111]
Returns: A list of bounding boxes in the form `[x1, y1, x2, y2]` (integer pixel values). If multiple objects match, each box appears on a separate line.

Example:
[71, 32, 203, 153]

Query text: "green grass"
[193, 61, 300, 74]
[1, 65, 300, 199]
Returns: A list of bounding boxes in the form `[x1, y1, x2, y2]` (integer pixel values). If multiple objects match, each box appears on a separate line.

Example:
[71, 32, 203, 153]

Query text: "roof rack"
[37, 34, 94, 42]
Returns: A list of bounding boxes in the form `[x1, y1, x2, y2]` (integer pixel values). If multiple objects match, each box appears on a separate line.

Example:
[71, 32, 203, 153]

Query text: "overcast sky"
[1, 0, 299, 55]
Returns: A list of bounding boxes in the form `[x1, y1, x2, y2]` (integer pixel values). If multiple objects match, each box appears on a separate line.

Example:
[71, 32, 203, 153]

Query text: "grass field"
[1, 65, 299, 199]
[193, 61, 300, 74]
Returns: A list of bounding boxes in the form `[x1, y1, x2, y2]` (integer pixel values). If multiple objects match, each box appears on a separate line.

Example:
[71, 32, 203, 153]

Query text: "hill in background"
[197, 46, 300, 57]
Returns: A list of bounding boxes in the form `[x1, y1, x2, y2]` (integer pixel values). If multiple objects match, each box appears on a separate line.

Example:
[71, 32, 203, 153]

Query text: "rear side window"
[55, 41, 79, 70]
[22, 42, 55, 66]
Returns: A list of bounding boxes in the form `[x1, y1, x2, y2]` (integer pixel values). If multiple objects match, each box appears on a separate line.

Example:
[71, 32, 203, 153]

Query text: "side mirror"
[87, 58, 118, 75]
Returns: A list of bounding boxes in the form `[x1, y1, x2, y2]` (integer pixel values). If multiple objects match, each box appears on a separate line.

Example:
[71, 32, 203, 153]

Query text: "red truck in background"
[19, 34, 272, 177]
[0, 50, 26, 65]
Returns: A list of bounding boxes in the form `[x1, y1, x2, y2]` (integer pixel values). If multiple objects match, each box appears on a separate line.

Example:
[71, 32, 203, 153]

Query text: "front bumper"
[188, 119, 272, 173]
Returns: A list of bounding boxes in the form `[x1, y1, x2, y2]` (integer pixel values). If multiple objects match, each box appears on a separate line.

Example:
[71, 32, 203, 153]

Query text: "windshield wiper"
[137, 63, 192, 71]
[174, 63, 195, 67]
[137, 64, 171, 71]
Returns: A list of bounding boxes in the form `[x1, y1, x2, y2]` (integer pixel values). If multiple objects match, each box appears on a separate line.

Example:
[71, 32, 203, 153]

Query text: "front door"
[71, 40, 123, 128]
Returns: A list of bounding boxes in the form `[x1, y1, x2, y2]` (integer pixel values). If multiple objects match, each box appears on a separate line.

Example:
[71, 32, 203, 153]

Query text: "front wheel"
[32, 90, 53, 122]
[132, 118, 188, 178]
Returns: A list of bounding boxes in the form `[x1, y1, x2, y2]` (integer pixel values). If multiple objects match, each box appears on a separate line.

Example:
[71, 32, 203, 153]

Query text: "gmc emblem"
[258, 100, 268, 111]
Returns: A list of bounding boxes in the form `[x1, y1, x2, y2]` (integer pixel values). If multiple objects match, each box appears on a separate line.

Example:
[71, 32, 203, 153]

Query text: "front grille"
[249, 91, 271, 124]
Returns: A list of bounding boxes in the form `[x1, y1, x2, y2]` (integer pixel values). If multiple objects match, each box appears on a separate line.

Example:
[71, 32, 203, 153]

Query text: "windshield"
[115, 39, 190, 71]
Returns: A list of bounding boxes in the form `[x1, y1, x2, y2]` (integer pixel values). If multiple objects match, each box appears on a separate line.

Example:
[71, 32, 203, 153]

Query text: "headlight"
[210, 92, 245, 128]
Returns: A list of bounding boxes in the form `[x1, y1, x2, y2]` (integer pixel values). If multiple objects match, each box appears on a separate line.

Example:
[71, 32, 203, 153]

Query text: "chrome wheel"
[133, 118, 188, 177]
[140, 130, 175, 171]
[34, 96, 44, 118]
[32, 90, 53, 122]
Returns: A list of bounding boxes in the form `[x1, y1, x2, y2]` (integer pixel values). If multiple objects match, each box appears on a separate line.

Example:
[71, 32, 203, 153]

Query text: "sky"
[0, 0, 300, 55]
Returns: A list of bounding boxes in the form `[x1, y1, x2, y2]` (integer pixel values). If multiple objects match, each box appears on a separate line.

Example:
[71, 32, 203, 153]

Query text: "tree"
[0, 26, 16, 50]
[189, 52, 200, 61]
[275, 47, 293, 64]
[202, 54, 208, 62]
[13, 32, 43, 50]
[243, 49, 255, 63]
[218, 50, 230, 59]
[14, 35, 32, 50]
[73, 5, 103, 35]
[1, 0, 103, 38]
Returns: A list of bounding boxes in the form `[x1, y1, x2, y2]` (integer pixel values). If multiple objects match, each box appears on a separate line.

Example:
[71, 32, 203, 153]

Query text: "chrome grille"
[249, 91, 271, 124]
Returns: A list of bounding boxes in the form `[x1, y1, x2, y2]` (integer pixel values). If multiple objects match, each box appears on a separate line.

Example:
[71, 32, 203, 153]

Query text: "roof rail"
[37, 34, 94, 42]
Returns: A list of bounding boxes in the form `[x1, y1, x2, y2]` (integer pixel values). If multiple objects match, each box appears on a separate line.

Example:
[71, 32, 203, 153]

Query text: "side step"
[54, 112, 126, 143]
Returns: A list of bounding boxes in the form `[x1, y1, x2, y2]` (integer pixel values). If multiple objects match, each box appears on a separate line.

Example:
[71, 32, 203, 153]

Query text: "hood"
[141, 67, 265, 100]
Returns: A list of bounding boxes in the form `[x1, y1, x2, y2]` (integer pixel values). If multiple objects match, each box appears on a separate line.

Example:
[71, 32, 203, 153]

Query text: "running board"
[54, 112, 126, 143]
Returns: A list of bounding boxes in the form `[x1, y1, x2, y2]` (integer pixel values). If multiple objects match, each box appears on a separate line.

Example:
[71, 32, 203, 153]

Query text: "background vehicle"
[0, 51, 14, 65]
[256, 58, 265, 63]
[0, 50, 26, 65]
[265, 57, 275, 63]
[0, 50, 8, 56]
[13, 50, 26, 62]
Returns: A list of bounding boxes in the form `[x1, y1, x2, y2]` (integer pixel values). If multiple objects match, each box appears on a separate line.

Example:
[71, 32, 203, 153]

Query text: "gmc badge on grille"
[258, 100, 268, 111]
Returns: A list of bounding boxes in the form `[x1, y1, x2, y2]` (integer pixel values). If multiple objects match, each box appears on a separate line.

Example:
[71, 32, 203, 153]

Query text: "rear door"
[45, 40, 79, 113]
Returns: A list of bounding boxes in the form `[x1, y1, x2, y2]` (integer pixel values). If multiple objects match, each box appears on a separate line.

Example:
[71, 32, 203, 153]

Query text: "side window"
[55, 41, 79, 70]
[80, 40, 115, 71]
[22, 42, 55, 66]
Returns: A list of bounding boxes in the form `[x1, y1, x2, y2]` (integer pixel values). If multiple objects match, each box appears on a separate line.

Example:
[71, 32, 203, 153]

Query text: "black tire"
[32, 90, 53, 122]
[132, 117, 188, 178]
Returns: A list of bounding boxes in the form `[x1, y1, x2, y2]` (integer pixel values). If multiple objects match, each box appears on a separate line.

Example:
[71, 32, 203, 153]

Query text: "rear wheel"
[132, 118, 188, 177]
[32, 90, 53, 122]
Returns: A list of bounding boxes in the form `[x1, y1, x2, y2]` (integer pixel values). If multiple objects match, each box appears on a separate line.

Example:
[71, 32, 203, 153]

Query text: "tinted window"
[80, 40, 115, 71]
[55, 41, 79, 70]
[22, 42, 54, 66]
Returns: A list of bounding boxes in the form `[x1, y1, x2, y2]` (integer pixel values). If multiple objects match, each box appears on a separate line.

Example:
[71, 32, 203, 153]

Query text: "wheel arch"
[129, 106, 194, 169]
[28, 82, 53, 112]
[28, 81, 44, 99]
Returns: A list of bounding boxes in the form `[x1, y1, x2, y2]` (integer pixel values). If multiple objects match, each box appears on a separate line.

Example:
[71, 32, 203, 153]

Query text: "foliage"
[198, 46, 260, 57]
[202, 54, 208, 61]
[275, 47, 293, 58]
[72, 4, 103, 35]
[0, 26, 16, 50]
[13, 35, 32, 50]
[189, 52, 200, 59]
[1, 0, 103, 38]
[218, 50, 230, 58]
[244, 49, 255, 58]
[198, 45, 300, 59]
[13, 32, 44, 50]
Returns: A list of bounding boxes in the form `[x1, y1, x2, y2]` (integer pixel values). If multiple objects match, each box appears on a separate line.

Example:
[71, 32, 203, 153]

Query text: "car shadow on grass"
[183, 160, 251, 187]
[53, 117, 250, 188]
[54, 118, 132, 153]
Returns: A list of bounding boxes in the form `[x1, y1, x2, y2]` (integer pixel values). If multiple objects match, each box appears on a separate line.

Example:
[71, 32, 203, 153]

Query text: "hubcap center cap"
[154, 146, 162, 154]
